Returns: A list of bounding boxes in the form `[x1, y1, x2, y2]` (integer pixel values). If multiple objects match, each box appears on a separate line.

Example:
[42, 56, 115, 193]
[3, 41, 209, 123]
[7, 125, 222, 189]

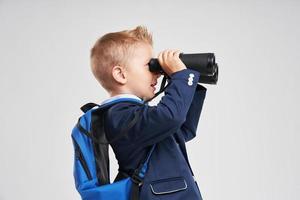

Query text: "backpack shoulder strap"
[130, 144, 156, 200]
[80, 102, 100, 113]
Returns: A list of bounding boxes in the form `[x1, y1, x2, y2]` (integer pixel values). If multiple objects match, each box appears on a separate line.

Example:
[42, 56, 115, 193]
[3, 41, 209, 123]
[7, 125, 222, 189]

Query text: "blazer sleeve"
[179, 83, 207, 143]
[106, 68, 201, 149]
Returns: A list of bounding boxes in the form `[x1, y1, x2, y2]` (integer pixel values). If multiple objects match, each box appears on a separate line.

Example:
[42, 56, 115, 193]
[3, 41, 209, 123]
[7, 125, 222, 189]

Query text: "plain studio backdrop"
[0, 0, 299, 199]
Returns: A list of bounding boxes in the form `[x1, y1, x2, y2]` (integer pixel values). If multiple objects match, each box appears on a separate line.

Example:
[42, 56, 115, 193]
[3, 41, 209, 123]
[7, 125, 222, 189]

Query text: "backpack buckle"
[131, 170, 143, 186]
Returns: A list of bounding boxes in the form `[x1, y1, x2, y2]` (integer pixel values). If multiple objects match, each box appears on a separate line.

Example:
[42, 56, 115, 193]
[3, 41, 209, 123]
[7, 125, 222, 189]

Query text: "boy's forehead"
[133, 43, 154, 58]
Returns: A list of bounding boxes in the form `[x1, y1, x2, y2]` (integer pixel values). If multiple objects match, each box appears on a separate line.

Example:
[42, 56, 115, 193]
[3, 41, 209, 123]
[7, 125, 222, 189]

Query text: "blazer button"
[188, 73, 194, 86]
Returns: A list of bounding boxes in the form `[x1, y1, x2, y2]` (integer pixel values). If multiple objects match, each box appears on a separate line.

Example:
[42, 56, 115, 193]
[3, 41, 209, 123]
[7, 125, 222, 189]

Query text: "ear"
[112, 65, 127, 84]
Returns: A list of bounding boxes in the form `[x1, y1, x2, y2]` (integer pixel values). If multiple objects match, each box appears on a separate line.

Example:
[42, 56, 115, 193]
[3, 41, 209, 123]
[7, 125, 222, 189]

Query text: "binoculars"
[148, 53, 218, 84]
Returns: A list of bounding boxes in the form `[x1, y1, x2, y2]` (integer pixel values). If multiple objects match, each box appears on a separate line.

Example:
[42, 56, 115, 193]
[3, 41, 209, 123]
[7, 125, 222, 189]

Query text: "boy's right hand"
[157, 49, 187, 76]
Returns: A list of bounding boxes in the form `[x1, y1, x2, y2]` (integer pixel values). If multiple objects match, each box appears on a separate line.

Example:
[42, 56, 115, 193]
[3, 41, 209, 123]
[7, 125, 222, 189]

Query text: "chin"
[146, 93, 156, 101]
[141, 89, 156, 102]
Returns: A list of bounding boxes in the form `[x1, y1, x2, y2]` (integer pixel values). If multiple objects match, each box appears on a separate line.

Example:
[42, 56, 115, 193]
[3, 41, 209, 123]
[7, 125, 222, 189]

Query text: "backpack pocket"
[72, 136, 92, 181]
[149, 176, 187, 195]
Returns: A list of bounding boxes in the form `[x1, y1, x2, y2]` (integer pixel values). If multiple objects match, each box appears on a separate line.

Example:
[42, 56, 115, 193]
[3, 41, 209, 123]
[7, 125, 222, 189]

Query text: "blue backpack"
[71, 101, 156, 200]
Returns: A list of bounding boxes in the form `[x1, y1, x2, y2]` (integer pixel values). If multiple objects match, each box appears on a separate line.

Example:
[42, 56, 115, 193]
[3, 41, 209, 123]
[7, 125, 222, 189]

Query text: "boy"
[90, 25, 207, 200]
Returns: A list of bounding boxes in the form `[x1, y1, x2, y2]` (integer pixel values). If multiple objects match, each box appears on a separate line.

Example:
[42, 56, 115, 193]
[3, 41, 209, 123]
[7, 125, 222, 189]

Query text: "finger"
[167, 49, 175, 61]
[162, 49, 170, 62]
[158, 51, 163, 63]
[173, 50, 181, 58]
[157, 51, 162, 59]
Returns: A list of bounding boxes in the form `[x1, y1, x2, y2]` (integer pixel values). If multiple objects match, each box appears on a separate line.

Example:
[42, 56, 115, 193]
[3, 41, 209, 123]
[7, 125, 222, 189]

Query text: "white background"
[0, 0, 299, 199]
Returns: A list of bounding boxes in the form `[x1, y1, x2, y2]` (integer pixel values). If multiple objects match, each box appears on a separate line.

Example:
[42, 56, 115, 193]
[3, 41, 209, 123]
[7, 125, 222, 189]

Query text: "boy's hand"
[157, 49, 187, 76]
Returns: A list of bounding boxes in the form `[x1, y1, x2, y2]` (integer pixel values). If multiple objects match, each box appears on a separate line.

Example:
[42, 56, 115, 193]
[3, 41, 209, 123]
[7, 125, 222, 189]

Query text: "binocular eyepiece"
[148, 53, 219, 85]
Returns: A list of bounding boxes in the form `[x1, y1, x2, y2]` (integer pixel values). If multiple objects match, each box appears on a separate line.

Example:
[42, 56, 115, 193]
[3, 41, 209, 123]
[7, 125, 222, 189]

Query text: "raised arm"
[179, 83, 207, 142]
[105, 68, 201, 149]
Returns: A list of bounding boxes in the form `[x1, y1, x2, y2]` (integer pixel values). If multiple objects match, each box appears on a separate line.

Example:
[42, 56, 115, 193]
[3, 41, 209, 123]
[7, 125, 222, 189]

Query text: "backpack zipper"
[72, 136, 93, 180]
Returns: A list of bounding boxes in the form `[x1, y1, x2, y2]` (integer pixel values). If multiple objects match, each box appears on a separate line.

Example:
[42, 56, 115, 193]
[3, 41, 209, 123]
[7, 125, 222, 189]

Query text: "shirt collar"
[100, 93, 144, 105]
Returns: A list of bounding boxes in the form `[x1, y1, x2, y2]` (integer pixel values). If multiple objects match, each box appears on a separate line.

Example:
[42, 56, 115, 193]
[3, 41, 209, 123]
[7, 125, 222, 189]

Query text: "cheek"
[131, 67, 152, 85]
[139, 68, 151, 79]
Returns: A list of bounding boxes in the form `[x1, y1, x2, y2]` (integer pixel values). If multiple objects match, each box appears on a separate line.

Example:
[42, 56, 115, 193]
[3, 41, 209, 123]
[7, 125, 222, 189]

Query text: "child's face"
[125, 42, 161, 101]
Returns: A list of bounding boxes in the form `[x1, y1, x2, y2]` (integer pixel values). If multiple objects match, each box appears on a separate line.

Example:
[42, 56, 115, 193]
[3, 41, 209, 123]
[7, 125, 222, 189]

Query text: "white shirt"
[100, 93, 144, 105]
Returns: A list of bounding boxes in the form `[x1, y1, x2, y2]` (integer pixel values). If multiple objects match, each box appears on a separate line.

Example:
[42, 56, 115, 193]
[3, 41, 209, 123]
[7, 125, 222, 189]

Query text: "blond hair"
[90, 25, 153, 92]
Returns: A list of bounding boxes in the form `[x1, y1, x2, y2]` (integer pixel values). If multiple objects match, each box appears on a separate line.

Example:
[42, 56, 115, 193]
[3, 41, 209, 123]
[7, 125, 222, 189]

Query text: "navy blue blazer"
[103, 68, 207, 200]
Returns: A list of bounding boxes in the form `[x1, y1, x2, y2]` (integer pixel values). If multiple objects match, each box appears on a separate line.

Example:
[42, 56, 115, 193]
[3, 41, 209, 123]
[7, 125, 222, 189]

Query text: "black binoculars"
[148, 53, 218, 84]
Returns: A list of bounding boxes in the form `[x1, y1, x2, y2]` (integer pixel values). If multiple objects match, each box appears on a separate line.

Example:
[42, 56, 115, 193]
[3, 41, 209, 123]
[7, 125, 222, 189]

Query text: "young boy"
[90, 25, 207, 200]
